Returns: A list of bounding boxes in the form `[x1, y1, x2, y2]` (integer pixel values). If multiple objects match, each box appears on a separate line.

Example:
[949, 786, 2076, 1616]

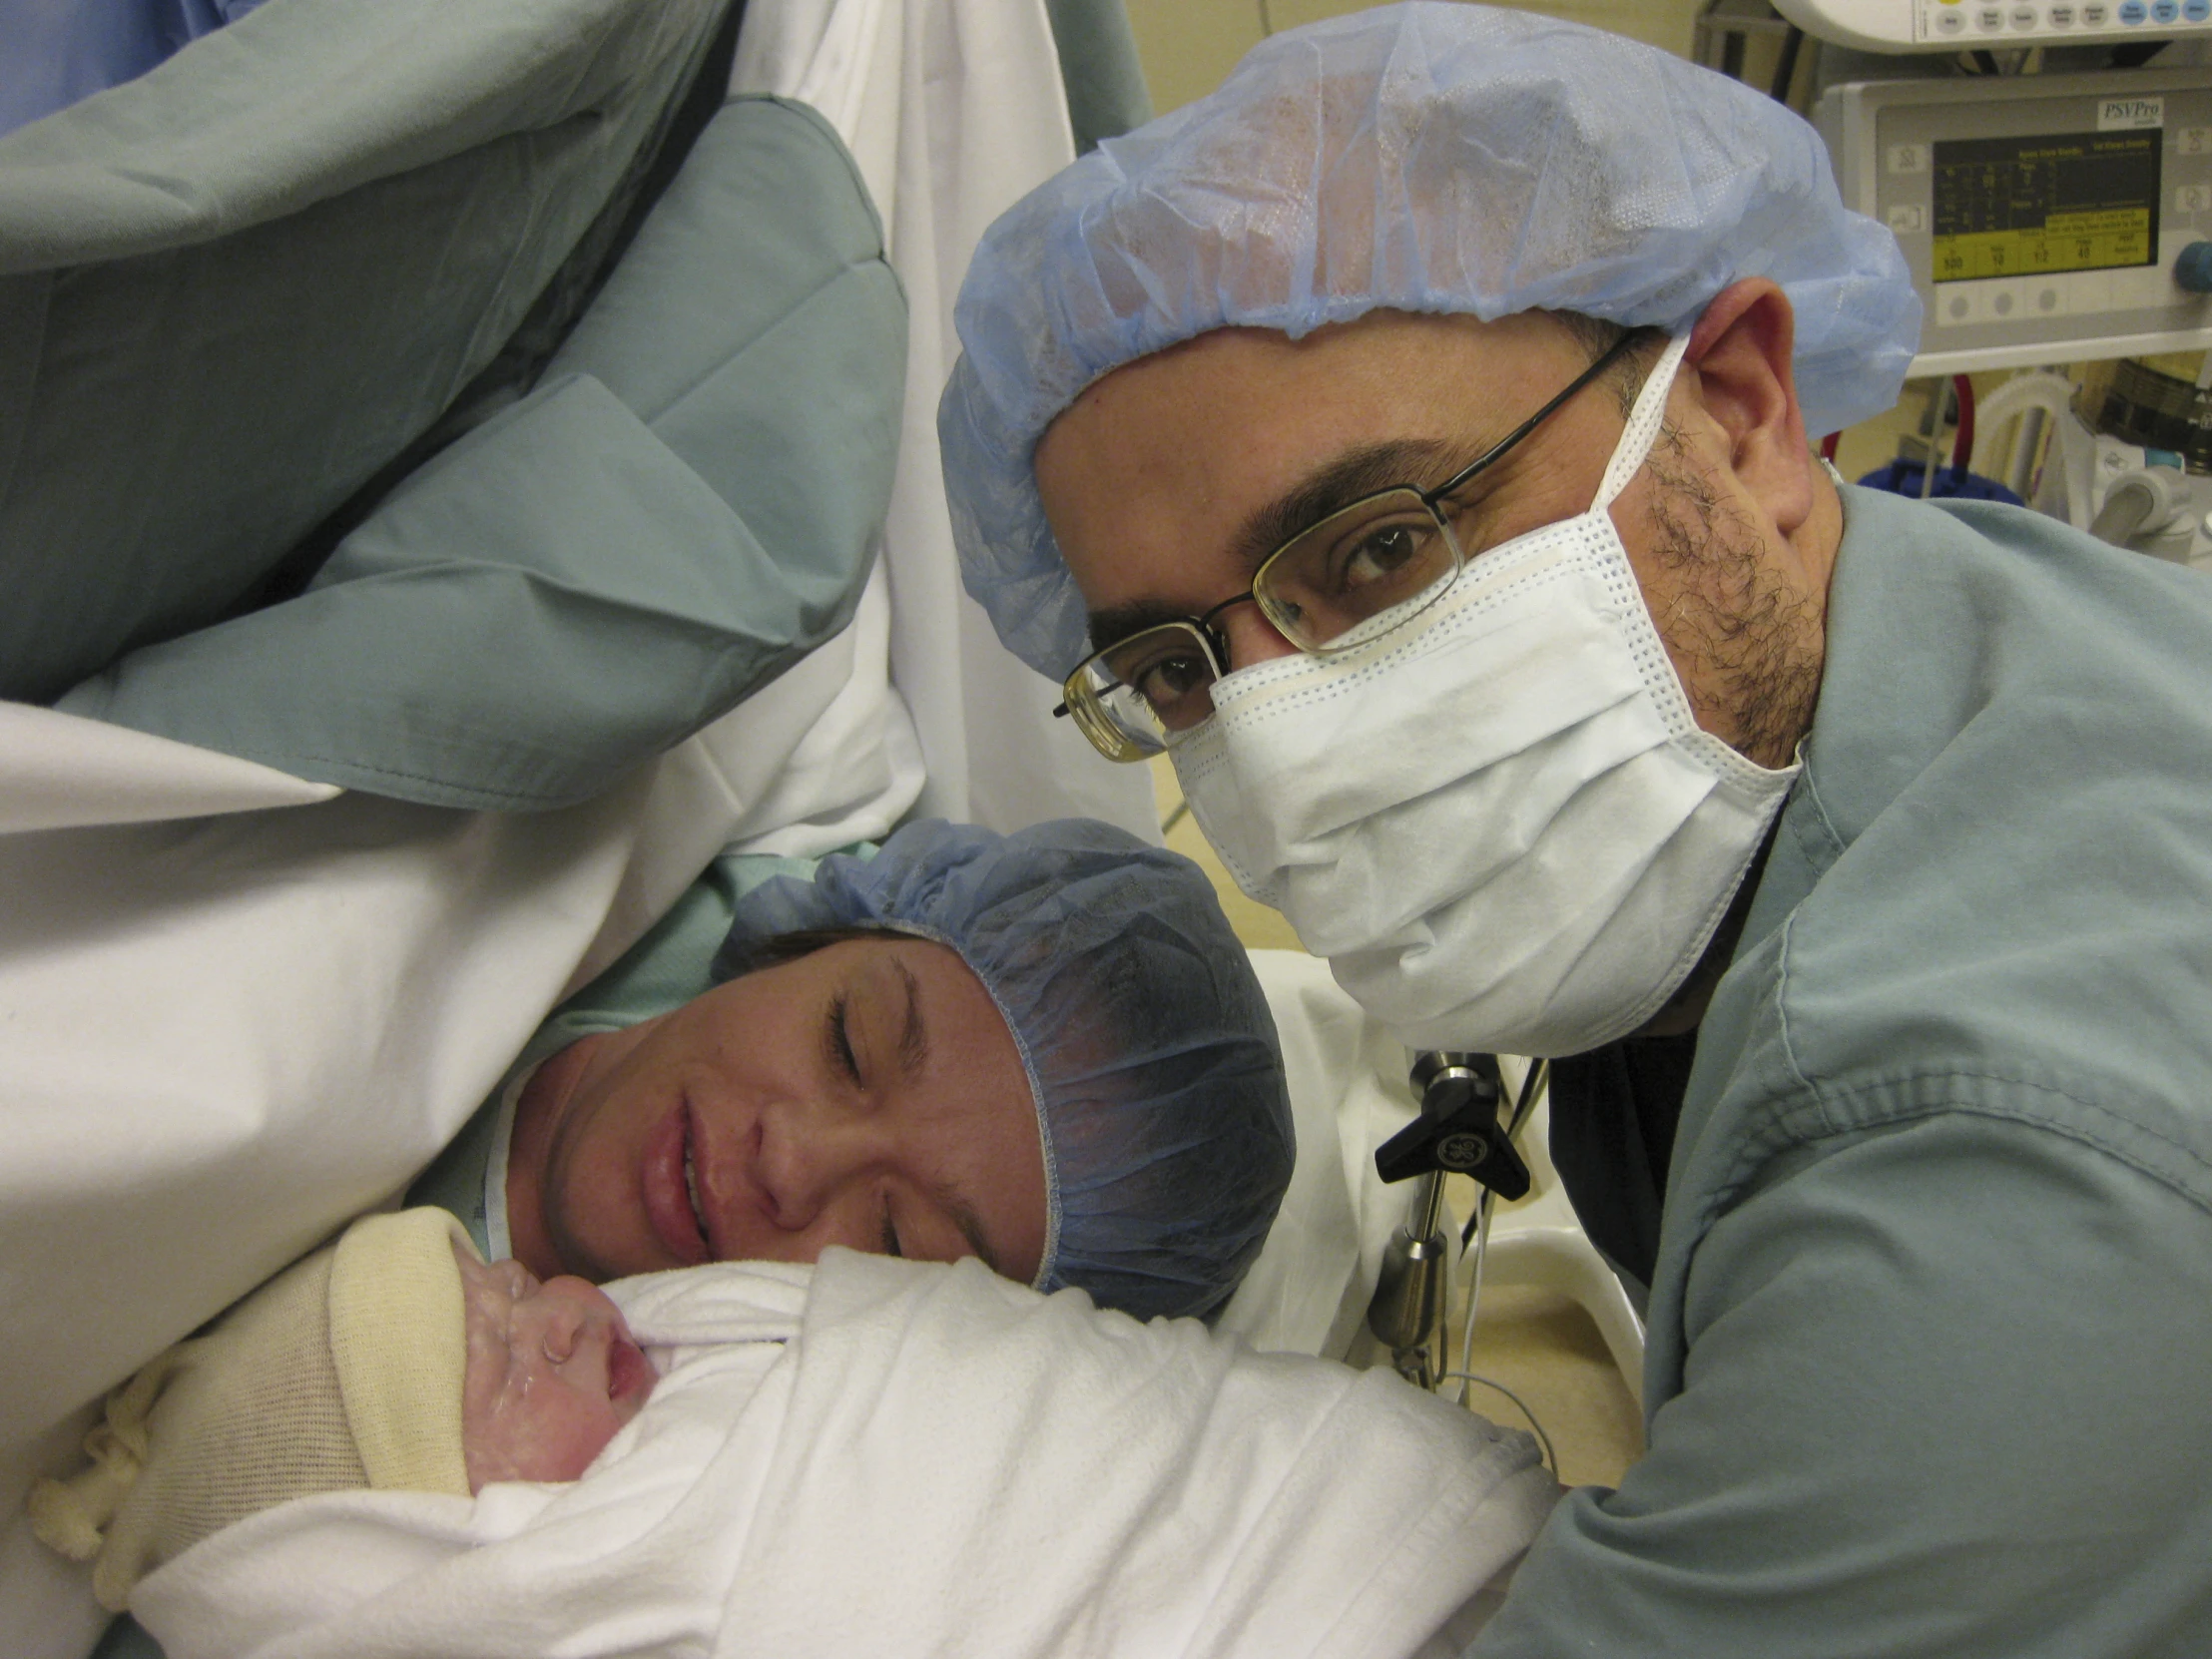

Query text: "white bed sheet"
[6, 901, 1488, 1657]
[1218, 950, 1427, 1361]
[134, 1253, 1558, 1659]
[0, 570, 922, 1655]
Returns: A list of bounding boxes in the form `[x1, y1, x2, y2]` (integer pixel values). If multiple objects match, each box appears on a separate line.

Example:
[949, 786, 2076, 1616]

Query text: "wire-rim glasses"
[1056, 330, 1648, 763]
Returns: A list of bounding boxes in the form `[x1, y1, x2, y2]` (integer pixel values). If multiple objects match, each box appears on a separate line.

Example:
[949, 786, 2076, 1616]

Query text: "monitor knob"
[2173, 241, 2212, 294]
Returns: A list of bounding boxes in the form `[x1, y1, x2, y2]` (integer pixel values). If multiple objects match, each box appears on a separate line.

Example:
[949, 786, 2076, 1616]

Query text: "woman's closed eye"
[824, 990, 860, 1083]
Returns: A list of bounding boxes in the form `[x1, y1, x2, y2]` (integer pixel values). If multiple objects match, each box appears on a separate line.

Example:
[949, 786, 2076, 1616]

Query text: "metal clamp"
[1366, 1051, 1536, 1385]
[1366, 1168, 1450, 1387]
[1374, 1051, 1531, 1200]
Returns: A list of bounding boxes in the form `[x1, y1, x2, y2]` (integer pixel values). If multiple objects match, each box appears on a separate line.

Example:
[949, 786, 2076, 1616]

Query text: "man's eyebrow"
[1083, 596, 1203, 655]
[1080, 438, 1458, 655]
[1225, 438, 1457, 575]
[893, 958, 927, 1081]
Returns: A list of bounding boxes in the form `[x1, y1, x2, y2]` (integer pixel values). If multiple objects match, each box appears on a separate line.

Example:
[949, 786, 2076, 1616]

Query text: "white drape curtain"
[731, 0, 1159, 840]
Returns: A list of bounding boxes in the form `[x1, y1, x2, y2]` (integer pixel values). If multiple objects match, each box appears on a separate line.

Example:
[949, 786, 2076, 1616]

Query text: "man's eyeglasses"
[1055, 330, 1648, 764]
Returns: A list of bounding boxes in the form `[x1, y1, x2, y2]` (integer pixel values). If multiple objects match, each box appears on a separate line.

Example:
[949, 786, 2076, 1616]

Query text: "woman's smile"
[642, 1104, 707, 1267]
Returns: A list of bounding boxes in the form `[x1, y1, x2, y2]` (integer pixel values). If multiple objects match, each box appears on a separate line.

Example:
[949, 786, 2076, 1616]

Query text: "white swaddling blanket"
[134, 1251, 1559, 1659]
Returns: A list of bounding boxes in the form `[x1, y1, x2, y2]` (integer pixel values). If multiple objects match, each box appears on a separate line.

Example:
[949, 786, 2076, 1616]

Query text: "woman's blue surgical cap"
[713, 818, 1295, 1323]
[940, 0, 1922, 678]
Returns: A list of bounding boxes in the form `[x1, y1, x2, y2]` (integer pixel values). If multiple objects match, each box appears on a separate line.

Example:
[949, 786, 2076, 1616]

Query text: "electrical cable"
[1460, 1056, 1546, 1249]
[1442, 1371, 1558, 1474]
[1453, 1185, 1495, 1401]
[1257, 0, 1276, 38]
[1769, 25, 1803, 104]
[1950, 373, 1976, 489]
[1445, 1057, 1555, 1471]
[1921, 380, 1950, 500]
[1511, 1057, 1545, 1135]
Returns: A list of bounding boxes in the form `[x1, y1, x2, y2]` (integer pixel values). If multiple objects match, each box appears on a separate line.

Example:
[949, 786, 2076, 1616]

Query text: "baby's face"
[453, 1245, 655, 1491]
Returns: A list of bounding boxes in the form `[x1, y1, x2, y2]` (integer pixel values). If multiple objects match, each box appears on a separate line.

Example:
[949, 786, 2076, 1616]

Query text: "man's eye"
[1336, 520, 1431, 590]
[1129, 652, 1212, 712]
[823, 992, 860, 1082]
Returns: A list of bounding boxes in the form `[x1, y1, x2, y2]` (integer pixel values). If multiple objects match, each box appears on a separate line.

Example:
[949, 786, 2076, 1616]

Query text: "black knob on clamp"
[1374, 1051, 1531, 1200]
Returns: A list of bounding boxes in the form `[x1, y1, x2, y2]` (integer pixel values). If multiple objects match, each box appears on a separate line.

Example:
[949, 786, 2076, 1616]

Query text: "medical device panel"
[1781, 0, 2212, 53]
[1817, 67, 2212, 371]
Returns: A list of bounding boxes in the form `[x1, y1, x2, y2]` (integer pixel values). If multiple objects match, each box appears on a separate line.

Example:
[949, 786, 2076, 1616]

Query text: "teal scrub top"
[1473, 484, 2212, 1656]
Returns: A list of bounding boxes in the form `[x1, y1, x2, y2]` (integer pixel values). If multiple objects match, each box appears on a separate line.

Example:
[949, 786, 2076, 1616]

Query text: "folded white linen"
[0, 609, 920, 1657]
[134, 1251, 1558, 1659]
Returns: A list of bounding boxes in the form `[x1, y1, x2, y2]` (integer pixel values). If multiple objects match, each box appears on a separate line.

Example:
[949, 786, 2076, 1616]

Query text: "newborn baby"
[457, 1246, 655, 1491]
[30, 1208, 651, 1610]
[110, 1249, 1560, 1659]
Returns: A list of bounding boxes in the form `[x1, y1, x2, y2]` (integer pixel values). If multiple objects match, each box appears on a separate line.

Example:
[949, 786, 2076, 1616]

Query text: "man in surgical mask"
[938, 4, 2212, 1654]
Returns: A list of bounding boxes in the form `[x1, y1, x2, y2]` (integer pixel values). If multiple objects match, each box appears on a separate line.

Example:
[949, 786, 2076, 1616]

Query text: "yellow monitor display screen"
[1931, 130, 2159, 283]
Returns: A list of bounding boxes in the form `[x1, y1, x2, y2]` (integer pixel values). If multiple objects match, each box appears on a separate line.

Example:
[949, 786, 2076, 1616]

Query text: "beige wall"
[1126, 0, 1711, 114]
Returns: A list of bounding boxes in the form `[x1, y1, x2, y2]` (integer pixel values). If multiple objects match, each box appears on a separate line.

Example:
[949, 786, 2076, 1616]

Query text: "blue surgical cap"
[713, 818, 1295, 1323]
[939, 0, 1922, 678]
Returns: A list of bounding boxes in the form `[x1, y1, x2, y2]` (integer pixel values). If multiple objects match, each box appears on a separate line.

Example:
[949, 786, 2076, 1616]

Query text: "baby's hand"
[454, 1247, 656, 1490]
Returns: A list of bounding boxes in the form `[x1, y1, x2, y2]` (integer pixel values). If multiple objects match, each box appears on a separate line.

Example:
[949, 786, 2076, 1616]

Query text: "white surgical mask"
[1171, 333, 1797, 1057]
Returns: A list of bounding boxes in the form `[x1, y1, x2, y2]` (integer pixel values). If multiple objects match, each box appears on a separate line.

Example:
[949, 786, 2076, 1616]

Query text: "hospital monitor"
[1780, 0, 2212, 53]
[1815, 66, 2212, 372]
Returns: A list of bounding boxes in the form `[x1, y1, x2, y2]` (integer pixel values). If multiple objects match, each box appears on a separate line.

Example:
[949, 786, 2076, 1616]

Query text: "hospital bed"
[0, 3, 1627, 1651]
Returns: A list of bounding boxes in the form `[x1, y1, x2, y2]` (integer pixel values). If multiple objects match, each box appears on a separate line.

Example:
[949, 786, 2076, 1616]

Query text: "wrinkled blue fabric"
[940, 0, 1922, 678]
[0, 0, 263, 140]
[715, 819, 1295, 1323]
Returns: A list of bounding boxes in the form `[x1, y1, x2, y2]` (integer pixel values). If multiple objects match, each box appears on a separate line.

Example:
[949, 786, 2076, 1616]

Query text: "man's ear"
[1682, 277, 1817, 536]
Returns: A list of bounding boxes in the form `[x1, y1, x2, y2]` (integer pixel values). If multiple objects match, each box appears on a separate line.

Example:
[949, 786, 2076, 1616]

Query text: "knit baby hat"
[29, 1208, 473, 1610]
[327, 1208, 474, 1496]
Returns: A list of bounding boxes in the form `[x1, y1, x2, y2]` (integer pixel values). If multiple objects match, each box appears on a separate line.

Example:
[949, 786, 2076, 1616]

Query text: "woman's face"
[455, 1248, 655, 1490]
[506, 938, 1047, 1291]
